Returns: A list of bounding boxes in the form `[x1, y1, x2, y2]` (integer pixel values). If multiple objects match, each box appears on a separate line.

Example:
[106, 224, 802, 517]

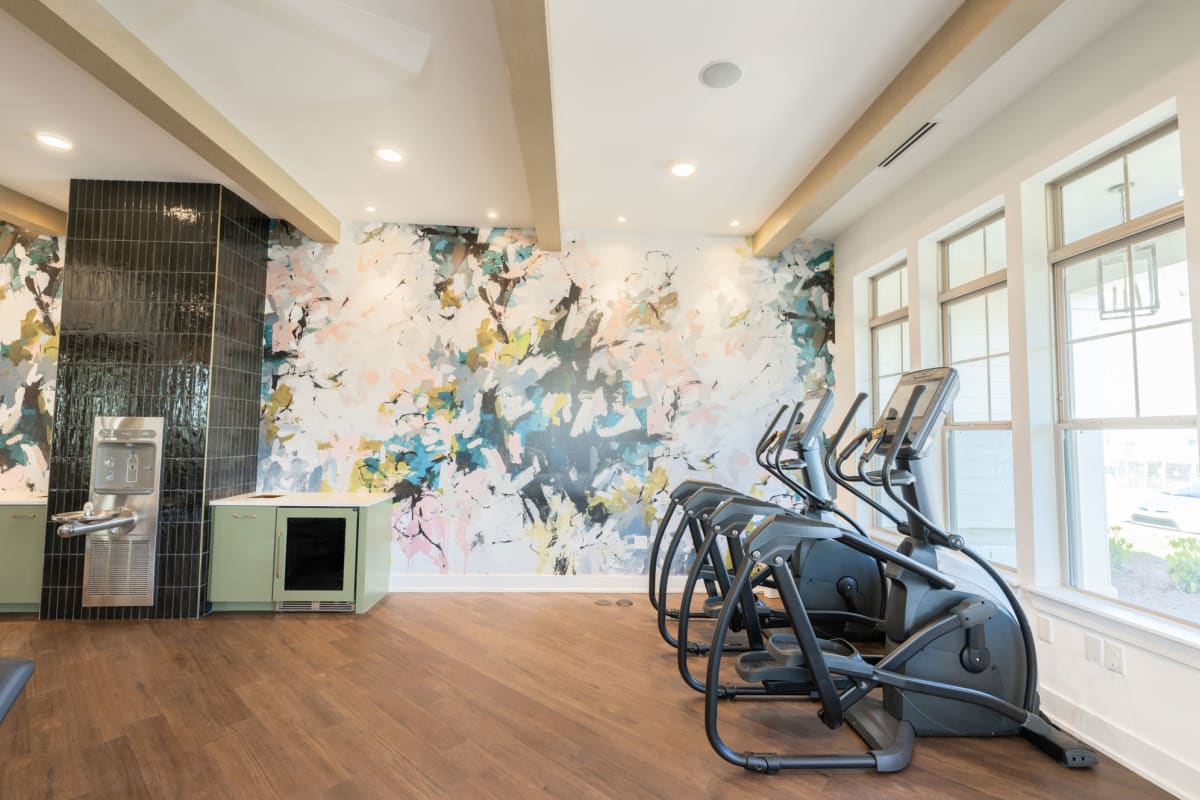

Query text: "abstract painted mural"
[0, 223, 62, 492]
[261, 224, 833, 575]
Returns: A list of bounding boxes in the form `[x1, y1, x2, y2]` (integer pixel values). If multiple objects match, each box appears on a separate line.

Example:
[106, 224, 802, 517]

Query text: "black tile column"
[199, 190, 269, 607]
[42, 181, 267, 620]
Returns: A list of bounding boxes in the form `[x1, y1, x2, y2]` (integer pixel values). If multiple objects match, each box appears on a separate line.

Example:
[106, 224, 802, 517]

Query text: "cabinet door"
[0, 505, 46, 604]
[209, 507, 277, 603]
[273, 507, 358, 603]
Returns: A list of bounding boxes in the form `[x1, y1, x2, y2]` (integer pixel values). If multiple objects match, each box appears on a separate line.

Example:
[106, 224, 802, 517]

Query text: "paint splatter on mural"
[0, 223, 62, 492]
[261, 224, 833, 575]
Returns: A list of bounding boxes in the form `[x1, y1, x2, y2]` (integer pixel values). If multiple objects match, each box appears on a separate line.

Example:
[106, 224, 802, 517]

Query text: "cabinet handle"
[275, 530, 282, 579]
[231, 513, 258, 519]
[10, 513, 38, 519]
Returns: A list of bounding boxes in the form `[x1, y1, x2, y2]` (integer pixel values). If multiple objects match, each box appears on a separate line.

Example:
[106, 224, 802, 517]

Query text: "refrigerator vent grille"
[276, 600, 355, 613]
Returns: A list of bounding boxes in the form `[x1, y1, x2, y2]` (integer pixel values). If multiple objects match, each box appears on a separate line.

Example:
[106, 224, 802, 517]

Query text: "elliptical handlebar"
[754, 405, 789, 469]
[824, 393, 905, 526]
[879, 385, 964, 550]
[827, 393, 866, 456]
[769, 403, 825, 508]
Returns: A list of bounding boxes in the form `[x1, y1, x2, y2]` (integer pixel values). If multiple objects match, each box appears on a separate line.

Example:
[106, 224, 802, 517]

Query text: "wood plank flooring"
[0, 594, 1175, 799]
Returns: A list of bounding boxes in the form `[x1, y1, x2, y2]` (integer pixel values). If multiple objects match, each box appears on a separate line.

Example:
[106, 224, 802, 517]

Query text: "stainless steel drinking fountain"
[51, 417, 164, 607]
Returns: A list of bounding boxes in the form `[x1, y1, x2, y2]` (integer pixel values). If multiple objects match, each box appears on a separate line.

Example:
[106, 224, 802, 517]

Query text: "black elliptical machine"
[701, 367, 1099, 774]
[646, 405, 791, 651]
[648, 390, 886, 659]
[670, 390, 889, 693]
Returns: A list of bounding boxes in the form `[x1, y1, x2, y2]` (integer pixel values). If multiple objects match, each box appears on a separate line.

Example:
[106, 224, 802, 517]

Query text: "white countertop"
[210, 492, 393, 508]
[0, 492, 47, 506]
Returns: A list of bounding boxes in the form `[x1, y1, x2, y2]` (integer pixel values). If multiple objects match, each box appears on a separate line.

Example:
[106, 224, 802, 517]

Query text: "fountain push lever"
[51, 502, 139, 539]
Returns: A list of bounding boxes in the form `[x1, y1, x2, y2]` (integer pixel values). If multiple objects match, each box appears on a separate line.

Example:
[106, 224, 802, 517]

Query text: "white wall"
[832, 1, 1200, 796]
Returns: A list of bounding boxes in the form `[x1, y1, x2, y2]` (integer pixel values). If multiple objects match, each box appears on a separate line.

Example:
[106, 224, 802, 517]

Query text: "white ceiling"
[806, 0, 1147, 240]
[0, 0, 1149, 241]
[0, 8, 264, 213]
[96, 0, 531, 229]
[547, 0, 960, 235]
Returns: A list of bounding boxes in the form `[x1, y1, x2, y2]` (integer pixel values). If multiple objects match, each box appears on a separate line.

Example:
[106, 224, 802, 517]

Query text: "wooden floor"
[0, 594, 1173, 799]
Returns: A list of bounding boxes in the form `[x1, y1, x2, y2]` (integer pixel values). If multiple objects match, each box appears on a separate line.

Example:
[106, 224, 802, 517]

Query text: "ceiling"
[0, 0, 1148, 240]
[806, 0, 1146, 240]
[0, 7, 264, 214]
[95, 0, 531, 229]
[547, 0, 959, 234]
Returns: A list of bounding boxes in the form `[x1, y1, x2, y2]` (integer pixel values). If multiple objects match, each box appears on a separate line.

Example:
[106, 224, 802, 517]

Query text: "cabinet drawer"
[0, 505, 47, 605]
[209, 507, 277, 603]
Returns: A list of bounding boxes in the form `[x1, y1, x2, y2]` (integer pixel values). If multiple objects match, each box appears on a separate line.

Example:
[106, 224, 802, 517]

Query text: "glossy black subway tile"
[44, 180, 268, 620]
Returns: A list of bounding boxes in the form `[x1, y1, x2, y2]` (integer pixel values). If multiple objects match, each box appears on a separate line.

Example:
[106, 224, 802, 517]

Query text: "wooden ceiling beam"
[0, 0, 340, 242]
[492, 0, 562, 251]
[0, 184, 67, 237]
[752, 0, 1064, 257]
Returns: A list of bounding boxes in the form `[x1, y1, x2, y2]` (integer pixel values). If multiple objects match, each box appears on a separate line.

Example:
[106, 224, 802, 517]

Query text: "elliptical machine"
[670, 390, 889, 692]
[649, 389, 886, 658]
[700, 367, 1099, 773]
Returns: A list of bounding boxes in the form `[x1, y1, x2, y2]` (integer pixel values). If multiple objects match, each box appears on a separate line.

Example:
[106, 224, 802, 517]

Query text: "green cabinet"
[209, 499, 390, 613]
[209, 507, 276, 603]
[0, 504, 47, 611]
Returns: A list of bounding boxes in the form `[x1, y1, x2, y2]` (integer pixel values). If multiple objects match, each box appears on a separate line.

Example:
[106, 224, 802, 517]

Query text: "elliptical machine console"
[863, 366, 958, 460]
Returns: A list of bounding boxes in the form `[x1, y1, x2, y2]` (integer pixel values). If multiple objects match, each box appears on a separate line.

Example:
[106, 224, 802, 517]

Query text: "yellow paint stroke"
[498, 328, 531, 365]
[348, 450, 411, 493]
[547, 393, 569, 424]
[262, 384, 295, 445]
[424, 383, 460, 415]
[639, 465, 671, 526]
[625, 291, 679, 330]
[726, 309, 750, 328]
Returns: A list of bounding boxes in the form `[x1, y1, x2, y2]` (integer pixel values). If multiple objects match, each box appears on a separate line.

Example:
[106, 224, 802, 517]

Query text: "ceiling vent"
[878, 122, 938, 168]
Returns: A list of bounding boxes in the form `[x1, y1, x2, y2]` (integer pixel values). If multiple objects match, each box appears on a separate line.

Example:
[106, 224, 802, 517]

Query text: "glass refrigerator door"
[273, 507, 358, 602]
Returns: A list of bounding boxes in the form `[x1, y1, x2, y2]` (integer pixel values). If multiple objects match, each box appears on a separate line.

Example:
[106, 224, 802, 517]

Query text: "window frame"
[1049, 119, 1183, 264]
[938, 212, 1016, 565]
[869, 262, 909, 528]
[1050, 120, 1196, 614]
[869, 262, 909, 418]
[1052, 217, 1193, 430]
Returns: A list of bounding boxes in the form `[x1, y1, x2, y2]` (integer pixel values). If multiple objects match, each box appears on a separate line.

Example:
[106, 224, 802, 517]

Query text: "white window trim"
[938, 214, 1016, 566]
[1050, 124, 1196, 612]
[869, 262, 910, 528]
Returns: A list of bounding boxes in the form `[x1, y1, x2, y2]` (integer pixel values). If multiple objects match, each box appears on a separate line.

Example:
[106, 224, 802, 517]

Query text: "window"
[870, 263, 909, 527]
[940, 214, 1016, 565]
[1052, 121, 1199, 626]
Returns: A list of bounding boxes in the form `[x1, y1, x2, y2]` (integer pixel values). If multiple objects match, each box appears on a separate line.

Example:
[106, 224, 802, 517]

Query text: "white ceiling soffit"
[547, 0, 961, 235]
[806, 0, 1148, 241]
[97, 0, 533, 229]
[0, 9, 261, 216]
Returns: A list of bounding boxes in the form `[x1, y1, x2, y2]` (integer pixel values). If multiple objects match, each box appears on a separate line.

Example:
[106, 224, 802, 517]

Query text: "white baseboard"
[1040, 685, 1196, 800]
[388, 573, 691, 593]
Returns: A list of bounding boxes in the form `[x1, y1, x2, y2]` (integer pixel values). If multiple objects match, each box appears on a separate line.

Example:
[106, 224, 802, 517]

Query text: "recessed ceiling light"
[35, 132, 73, 151]
[375, 148, 403, 162]
[487, 210, 498, 219]
[366, 206, 376, 213]
[670, 161, 696, 178]
[617, 216, 627, 223]
[730, 220, 741, 228]
[699, 60, 742, 89]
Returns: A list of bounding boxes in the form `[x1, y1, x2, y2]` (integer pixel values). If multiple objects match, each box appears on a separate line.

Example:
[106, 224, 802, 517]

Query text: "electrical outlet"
[1036, 614, 1054, 644]
[1084, 633, 1103, 664]
[1103, 641, 1125, 674]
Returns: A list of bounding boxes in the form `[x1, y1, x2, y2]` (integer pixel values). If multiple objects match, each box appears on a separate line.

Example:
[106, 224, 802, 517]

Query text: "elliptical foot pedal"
[735, 650, 814, 684]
